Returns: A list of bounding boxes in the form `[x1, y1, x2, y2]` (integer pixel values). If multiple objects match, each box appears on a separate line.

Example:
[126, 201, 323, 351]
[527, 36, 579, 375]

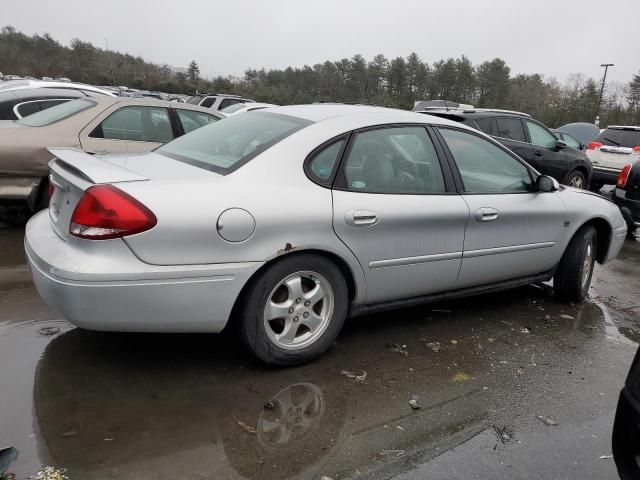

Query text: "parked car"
[24, 105, 626, 366]
[219, 102, 278, 116]
[0, 87, 89, 120]
[613, 345, 640, 480]
[0, 97, 222, 213]
[551, 129, 584, 150]
[417, 108, 593, 189]
[586, 126, 640, 191]
[0, 79, 116, 97]
[555, 122, 600, 146]
[613, 162, 640, 235]
[187, 93, 255, 111]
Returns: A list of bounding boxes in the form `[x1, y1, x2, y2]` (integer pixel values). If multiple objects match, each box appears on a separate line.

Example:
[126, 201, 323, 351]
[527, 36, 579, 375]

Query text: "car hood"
[557, 123, 600, 145]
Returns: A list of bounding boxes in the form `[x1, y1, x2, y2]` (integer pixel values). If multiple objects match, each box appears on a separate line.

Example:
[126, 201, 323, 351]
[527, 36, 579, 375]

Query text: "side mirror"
[536, 175, 559, 192]
[555, 140, 566, 151]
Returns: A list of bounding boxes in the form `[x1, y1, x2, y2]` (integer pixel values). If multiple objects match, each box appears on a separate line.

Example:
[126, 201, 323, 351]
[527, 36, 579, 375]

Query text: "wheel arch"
[227, 248, 360, 329]
[578, 217, 612, 263]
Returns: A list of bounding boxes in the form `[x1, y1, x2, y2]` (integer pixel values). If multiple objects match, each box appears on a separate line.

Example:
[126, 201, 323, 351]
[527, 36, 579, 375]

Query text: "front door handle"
[534, 150, 543, 157]
[476, 207, 499, 222]
[345, 210, 378, 226]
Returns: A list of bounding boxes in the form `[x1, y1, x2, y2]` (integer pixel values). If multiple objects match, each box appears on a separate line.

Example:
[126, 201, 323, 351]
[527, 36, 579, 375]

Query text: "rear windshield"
[16, 98, 95, 126]
[157, 111, 311, 174]
[595, 128, 640, 148]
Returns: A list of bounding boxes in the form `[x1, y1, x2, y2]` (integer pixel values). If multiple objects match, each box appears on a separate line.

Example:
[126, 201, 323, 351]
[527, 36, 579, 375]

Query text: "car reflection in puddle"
[30, 284, 630, 480]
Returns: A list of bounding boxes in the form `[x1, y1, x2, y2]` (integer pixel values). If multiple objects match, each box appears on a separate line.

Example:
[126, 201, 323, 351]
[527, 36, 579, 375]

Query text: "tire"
[238, 253, 348, 366]
[553, 225, 597, 302]
[564, 170, 586, 189]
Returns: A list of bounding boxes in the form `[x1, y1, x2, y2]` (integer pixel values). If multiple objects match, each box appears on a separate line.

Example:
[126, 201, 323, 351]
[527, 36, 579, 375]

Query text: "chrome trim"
[463, 242, 555, 259]
[369, 251, 462, 269]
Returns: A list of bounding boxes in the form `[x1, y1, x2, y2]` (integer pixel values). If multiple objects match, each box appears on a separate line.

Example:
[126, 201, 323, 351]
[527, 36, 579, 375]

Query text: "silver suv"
[186, 93, 254, 111]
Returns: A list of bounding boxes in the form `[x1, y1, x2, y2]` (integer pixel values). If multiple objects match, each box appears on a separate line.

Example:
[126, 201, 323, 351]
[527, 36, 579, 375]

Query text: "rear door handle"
[476, 207, 499, 222]
[345, 210, 378, 226]
[534, 150, 543, 157]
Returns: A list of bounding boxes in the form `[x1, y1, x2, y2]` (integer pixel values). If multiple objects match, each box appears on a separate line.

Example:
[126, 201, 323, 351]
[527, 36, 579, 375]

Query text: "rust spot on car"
[277, 243, 295, 255]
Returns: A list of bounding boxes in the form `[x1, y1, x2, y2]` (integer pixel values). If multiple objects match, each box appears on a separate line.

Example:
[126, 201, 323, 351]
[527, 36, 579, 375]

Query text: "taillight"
[587, 141, 603, 150]
[633, 146, 640, 154]
[69, 185, 156, 240]
[48, 183, 54, 198]
[617, 164, 632, 188]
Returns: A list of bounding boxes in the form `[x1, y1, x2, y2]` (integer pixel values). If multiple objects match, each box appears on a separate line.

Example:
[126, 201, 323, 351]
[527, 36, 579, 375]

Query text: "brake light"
[69, 185, 156, 240]
[617, 164, 632, 188]
[587, 141, 603, 150]
[48, 183, 54, 198]
[633, 146, 640, 154]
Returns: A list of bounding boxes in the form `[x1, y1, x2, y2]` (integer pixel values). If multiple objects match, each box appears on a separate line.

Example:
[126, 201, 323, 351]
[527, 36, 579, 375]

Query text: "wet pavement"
[1, 223, 639, 480]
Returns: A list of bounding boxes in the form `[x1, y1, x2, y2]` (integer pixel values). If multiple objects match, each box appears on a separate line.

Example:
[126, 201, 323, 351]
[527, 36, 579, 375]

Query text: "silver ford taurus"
[25, 104, 627, 365]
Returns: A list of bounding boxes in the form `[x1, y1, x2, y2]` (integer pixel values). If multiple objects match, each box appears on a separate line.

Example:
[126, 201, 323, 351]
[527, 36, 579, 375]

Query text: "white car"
[0, 79, 116, 97]
[219, 102, 278, 116]
[186, 94, 255, 111]
[587, 125, 640, 189]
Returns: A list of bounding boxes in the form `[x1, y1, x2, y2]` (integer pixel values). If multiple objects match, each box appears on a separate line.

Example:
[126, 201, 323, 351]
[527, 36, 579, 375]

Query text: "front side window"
[560, 133, 581, 150]
[439, 128, 533, 194]
[526, 121, 557, 148]
[496, 117, 526, 142]
[16, 99, 95, 126]
[157, 111, 311, 174]
[90, 106, 173, 143]
[341, 126, 446, 194]
[176, 109, 218, 134]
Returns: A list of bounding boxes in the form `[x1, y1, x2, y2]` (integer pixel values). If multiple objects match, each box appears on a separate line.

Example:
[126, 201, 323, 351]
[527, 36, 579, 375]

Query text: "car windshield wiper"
[603, 137, 620, 146]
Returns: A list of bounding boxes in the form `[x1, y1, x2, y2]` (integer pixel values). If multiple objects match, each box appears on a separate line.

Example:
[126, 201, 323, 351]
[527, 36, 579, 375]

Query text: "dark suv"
[417, 108, 593, 189]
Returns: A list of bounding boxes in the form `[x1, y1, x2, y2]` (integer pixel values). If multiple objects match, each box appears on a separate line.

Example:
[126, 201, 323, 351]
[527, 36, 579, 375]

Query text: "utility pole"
[595, 63, 614, 126]
[104, 37, 117, 87]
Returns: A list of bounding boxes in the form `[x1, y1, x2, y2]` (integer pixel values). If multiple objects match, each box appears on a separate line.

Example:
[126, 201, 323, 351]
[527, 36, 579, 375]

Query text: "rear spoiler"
[48, 148, 149, 184]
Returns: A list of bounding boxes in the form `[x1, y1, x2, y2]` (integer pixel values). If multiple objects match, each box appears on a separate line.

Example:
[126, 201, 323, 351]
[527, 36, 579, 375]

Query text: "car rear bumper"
[0, 175, 40, 204]
[591, 166, 621, 185]
[25, 210, 263, 333]
[614, 188, 640, 226]
[613, 388, 640, 480]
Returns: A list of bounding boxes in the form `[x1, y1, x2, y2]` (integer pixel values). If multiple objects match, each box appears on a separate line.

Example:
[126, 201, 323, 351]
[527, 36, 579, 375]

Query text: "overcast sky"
[5, 0, 639, 84]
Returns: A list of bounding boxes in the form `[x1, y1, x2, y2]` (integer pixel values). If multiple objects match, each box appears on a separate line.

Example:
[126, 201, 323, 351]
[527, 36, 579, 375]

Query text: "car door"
[330, 125, 469, 303]
[80, 104, 175, 154]
[522, 119, 571, 181]
[436, 127, 567, 289]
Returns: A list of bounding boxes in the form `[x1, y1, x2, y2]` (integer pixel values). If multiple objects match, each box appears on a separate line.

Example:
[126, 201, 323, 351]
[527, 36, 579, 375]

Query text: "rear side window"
[219, 98, 244, 110]
[90, 106, 173, 143]
[176, 109, 218, 134]
[307, 139, 345, 183]
[474, 117, 498, 136]
[157, 111, 311, 174]
[496, 117, 526, 142]
[199, 97, 216, 108]
[341, 126, 446, 194]
[439, 128, 533, 194]
[220, 102, 247, 114]
[16, 99, 95, 126]
[596, 128, 640, 148]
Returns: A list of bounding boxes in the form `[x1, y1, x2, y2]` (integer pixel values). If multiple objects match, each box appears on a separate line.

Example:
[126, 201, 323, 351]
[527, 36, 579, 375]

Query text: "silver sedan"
[25, 105, 627, 365]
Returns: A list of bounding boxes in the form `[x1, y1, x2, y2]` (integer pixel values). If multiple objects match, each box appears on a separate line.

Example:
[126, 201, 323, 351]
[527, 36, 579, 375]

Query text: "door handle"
[534, 150, 543, 157]
[345, 210, 378, 226]
[476, 207, 499, 222]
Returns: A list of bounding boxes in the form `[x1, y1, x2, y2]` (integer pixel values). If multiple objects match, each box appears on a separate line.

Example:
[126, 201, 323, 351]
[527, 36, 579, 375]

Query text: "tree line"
[2, 25, 639, 127]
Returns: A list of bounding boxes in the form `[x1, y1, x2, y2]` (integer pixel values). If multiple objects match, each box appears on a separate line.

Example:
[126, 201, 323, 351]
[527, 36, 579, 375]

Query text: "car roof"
[0, 87, 86, 101]
[259, 104, 470, 131]
[75, 96, 224, 116]
[416, 108, 531, 119]
[0, 80, 116, 96]
[607, 125, 640, 130]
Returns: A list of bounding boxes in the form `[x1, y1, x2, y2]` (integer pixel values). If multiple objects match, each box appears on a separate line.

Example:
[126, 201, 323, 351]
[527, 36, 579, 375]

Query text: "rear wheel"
[553, 225, 597, 302]
[238, 254, 348, 366]
[564, 170, 586, 189]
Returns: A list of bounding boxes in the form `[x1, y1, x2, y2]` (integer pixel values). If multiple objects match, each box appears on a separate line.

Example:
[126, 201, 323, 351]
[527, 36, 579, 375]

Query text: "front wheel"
[553, 225, 597, 302]
[238, 254, 348, 366]
[564, 170, 586, 189]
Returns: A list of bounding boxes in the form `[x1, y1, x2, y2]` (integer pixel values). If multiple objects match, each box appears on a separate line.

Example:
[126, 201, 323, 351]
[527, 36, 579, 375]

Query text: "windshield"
[595, 128, 640, 148]
[157, 111, 311, 174]
[16, 98, 95, 126]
